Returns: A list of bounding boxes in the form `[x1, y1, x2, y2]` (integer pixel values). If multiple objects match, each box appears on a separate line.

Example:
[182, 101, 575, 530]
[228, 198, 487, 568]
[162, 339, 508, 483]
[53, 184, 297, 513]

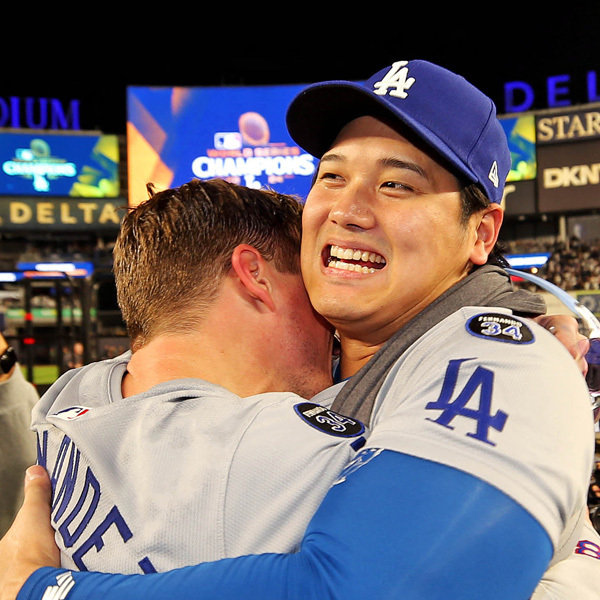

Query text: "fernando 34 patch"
[466, 313, 534, 344]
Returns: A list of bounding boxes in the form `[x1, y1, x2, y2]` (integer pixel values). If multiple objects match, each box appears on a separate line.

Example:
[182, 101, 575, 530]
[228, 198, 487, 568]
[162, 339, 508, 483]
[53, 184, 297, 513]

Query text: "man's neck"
[337, 337, 383, 381]
[121, 333, 332, 400]
[123, 335, 262, 399]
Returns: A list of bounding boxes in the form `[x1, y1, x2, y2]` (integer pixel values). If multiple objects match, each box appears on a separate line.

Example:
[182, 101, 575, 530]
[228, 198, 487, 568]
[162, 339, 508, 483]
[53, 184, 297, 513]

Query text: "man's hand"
[0, 465, 60, 600]
[533, 314, 590, 376]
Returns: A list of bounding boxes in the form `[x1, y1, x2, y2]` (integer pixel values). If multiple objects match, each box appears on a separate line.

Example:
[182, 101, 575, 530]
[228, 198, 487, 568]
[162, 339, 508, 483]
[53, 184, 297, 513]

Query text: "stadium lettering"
[537, 111, 600, 142]
[504, 70, 600, 112]
[544, 164, 600, 188]
[6, 201, 121, 225]
[3, 160, 77, 178]
[0, 96, 80, 130]
[191, 154, 316, 180]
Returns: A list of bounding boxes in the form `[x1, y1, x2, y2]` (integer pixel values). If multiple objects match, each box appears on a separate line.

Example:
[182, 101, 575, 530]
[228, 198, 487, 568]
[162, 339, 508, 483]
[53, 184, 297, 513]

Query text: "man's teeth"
[330, 245, 385, 263]
[328, 245, 385, 273]
[329, 261, 376, 273]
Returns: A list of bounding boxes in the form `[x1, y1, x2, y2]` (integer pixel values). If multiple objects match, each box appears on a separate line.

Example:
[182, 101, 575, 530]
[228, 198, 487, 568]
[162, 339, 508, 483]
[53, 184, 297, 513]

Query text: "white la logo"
[373, 61, 415, 99]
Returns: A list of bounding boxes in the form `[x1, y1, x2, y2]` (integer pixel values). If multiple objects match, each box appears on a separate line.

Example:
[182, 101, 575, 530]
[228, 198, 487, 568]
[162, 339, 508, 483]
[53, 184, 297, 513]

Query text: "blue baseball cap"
[286, 59, 511, 203]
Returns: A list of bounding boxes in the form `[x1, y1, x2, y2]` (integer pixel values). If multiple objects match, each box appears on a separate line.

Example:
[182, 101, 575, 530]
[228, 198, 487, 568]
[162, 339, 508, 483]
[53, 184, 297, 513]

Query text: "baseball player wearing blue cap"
[6, 59, 599, 600]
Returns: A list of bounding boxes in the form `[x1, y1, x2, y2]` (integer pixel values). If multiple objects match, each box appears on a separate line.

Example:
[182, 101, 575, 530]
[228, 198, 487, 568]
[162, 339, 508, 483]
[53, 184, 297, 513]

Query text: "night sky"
[1, 10, 599, 134]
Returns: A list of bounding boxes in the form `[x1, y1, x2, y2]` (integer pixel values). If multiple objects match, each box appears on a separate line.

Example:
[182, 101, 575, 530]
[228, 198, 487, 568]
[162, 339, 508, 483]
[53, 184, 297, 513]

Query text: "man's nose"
[328, 185, 375, 230]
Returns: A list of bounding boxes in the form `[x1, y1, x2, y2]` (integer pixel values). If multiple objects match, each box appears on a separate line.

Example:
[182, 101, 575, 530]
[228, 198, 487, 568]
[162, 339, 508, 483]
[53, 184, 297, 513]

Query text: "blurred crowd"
[506, 236, 600, 292]
[0, 237, 115, 272]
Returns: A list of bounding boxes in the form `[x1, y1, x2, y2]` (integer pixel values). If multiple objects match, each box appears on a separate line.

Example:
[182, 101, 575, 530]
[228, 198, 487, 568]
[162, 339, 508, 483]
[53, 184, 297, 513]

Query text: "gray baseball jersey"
[26, 306, 599, 596]
[30, 352, 366, 574]
[363, 307, 595, 563]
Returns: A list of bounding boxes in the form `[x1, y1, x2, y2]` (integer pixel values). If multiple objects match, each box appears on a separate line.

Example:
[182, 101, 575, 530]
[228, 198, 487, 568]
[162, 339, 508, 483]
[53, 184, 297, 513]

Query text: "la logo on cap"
[373, 61, 416, 99]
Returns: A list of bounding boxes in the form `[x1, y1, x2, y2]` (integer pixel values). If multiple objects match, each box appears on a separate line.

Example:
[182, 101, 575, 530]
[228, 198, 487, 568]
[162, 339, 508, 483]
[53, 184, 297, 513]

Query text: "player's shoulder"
[436, 307, 567, 359]
[384, 306, 586, 401]
[245, 390, 367, 442]
[394, 307, 546, 371]
[32, 353, 130, 424]
[459, 307, 539, 346]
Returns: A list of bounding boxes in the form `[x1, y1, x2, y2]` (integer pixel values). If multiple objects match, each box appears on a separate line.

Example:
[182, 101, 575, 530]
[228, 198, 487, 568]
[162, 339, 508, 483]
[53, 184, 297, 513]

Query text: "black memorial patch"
[295, 402, 365, 437]
[466, 313, 535, 344]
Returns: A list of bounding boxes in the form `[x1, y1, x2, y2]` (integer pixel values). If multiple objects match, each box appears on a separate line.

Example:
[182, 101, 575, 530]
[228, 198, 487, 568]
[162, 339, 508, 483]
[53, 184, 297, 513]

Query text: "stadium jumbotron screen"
[126, 84, 318, 206]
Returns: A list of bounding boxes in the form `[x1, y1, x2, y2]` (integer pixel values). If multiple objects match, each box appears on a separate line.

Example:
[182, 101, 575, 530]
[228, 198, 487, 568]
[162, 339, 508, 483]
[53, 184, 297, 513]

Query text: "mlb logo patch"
[49, 406, 92, 421]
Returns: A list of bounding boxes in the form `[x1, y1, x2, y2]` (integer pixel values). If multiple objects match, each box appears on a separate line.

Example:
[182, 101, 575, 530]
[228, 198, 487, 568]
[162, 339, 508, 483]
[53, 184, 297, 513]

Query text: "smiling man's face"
[300, 115, 486, 350]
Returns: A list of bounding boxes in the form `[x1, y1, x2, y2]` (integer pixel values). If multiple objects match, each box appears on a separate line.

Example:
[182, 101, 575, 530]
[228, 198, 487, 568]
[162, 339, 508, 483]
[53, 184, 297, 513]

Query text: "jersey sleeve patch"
[294, 402, 365, 438]
[49, 406, 92, 420]
[466, 313, 534, 344]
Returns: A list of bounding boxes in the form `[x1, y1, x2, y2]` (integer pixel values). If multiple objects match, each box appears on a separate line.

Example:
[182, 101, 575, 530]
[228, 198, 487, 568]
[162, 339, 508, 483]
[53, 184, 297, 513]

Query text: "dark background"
[2, 10, 599, 135]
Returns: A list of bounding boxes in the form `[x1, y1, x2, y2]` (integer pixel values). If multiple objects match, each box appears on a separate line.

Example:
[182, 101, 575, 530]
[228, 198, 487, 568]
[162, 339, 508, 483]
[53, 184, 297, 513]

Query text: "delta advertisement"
[0, 131, 122, 230]
[126, 84, 317, 206]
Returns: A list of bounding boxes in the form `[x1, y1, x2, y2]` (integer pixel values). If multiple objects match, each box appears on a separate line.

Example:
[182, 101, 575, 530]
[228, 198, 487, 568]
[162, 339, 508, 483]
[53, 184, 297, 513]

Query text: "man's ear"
[470, 204, 504, 266]
[230, 244, 276, 312]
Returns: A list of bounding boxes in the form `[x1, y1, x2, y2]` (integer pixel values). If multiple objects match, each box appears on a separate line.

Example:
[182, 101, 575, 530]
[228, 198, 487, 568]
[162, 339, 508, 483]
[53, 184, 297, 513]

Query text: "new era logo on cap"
[286, 59, 512, 203]
[489, 161, 500, 188]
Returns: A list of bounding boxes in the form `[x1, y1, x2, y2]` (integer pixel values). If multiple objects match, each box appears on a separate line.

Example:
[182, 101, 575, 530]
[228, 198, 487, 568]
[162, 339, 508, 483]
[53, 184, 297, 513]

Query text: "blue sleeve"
[19, 450, 553, 600]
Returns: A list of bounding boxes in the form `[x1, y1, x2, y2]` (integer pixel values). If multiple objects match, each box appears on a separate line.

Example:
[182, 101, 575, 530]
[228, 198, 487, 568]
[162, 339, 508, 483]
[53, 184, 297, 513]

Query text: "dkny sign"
[535, 107, 600, 215]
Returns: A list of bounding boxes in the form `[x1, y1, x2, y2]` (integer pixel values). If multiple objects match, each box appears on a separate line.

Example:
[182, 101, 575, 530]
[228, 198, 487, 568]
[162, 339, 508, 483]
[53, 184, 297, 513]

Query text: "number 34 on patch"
[466, 313, 534, 345]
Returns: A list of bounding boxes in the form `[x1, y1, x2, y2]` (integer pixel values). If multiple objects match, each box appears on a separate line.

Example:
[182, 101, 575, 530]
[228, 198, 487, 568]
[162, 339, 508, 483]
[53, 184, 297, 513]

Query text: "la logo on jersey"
[373, 61, 415, 99]
[426, 358, 508, 446]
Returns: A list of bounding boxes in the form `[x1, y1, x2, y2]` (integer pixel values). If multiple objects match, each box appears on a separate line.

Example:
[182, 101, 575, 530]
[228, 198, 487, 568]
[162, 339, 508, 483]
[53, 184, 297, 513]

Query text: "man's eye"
[382, 181, 413, 192]
[319, 172, 343, 182]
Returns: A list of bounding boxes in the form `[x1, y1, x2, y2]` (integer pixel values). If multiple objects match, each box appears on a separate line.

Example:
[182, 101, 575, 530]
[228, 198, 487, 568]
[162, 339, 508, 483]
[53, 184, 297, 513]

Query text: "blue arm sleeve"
[19, 450, 553, 600]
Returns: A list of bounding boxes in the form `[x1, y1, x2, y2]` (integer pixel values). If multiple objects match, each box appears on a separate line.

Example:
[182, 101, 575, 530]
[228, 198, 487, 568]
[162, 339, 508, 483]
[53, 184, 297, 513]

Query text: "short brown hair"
[113, 178, 304, 349]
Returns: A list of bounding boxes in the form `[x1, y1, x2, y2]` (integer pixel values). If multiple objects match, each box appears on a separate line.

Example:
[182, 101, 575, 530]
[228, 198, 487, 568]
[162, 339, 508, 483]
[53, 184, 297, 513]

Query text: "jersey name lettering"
[575, 538, 600, 560]
[425, 358, 508, 446]
[373, 61, 415, 99]
[37, 430, 157, 573]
